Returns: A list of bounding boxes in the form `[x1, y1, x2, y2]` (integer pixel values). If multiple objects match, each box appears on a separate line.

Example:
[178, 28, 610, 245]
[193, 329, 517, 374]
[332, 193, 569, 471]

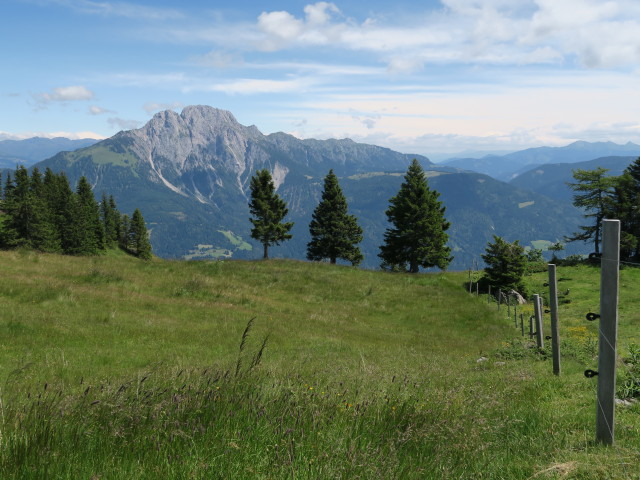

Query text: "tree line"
[478, 156, 640, 297]
[0, 166, 152, 259]
[248, 159, 452, 273]
[565, 157, 640, 260]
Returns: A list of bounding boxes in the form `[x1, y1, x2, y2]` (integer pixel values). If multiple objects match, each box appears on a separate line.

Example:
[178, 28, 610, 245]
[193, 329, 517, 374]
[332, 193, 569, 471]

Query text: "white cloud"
[143, 102, 184, 114]
[89, 105, 115, 115]
[35, 85, 94, 104]
[0, 130, 106, 140]
[200, 78, 314, 95]
[190, 50, 243, 69]
[46, 0, 184, 20]
[108, 117, 140, 130]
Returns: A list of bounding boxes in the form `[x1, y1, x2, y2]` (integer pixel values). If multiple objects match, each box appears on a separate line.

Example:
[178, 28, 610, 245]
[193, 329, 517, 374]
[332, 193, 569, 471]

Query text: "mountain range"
[6, 105, 623, 269]
[441, 141, 640, 182]
[0, 137, 99, 169]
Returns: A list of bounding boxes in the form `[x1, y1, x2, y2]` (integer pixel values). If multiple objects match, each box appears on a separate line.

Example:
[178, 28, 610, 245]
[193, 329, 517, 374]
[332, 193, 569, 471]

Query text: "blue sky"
[2, 0, 640, 158]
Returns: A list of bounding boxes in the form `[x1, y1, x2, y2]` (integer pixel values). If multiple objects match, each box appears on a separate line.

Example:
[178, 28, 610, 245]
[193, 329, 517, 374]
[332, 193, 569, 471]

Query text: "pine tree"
[378, 159, 451, 273]
[129, 208, 152, 259]
[119, 214, 131, 251]
[565, 167, 616, 254]
[67, 176, 104, 255]
[248, 169, 293, 259]
[101, 193, 121, 248]
[307, 170, 363, 265]
[608, 157, 640, 259]
[29, 167, 60, 252]
[481, 235, 527, 294]
[1, 166, 57, 251]
[43, 170, 75, 254]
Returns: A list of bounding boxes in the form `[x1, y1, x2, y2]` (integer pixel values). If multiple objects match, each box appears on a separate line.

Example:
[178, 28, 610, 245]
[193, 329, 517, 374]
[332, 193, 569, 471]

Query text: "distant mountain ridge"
[30, 105, 585, 269]
[441, 141, 640, 181]
[509, 155, 638, 202]
[0, 137, 99, 169]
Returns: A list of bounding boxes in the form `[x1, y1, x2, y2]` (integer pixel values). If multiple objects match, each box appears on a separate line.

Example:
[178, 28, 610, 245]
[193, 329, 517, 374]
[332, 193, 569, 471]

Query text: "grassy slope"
[0, 251, 638, 478]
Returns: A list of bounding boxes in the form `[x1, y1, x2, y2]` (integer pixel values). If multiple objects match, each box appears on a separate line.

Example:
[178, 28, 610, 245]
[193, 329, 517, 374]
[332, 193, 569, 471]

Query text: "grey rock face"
[110, 105, 424, 205]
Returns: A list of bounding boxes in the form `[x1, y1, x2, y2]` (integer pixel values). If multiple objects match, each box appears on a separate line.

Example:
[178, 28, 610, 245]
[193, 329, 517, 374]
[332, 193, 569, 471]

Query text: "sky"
[2, 0, 640, 159]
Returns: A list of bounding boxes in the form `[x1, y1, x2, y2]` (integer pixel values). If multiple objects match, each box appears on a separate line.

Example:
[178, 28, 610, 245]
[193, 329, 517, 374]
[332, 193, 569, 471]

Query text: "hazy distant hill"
[442, 141, 640, 181]
[33, 105, 584, 269]
[509, 156, 637, 202]
[0, 137, 99, 168]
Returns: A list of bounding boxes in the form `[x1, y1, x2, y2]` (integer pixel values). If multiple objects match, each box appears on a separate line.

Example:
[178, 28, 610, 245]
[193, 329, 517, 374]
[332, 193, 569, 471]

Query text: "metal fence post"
[596, 219, 620, 445]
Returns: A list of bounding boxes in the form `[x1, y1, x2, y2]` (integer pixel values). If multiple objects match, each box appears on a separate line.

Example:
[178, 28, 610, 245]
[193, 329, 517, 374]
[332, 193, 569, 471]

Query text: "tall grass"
[0, 252, 638, 478]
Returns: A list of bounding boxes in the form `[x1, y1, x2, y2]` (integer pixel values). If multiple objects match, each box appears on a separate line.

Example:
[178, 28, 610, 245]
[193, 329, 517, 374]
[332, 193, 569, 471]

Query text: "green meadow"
[0, 250, 638, 479]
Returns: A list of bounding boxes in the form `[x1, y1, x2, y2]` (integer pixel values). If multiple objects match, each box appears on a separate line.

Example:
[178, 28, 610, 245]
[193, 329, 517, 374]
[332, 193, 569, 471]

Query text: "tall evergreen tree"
[248, 169, 293, 259]
[29, 167, 60, 252]
[307, 170, 363, 265]
[481, 235, 527, 294]
[67, 176, 104, 255]
[101, 192, 121, 248]
[378, 159, 451, 273]
[129, 208, 152, 259]
[119, 213, 131, 251]
[565, 167, 616, 254]
[608, 157, 640, 259]
[43, 170, 75, 254]
[0, 166, 57, 251]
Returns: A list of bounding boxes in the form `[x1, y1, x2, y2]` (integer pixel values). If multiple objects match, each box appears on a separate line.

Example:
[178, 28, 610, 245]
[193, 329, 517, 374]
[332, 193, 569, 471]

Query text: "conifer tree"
[481, 235, 527, 294]
[248, 169, 293, 259]
[0, 166, 57, 251]
[67, 176, 104, 255]
[378, 159, 452, 273]
[307, 170, 363, 265]
[129, 208, 152, 259]
[119, 214, 131, 251]
[101, 192, 121, 248]
[29, 167, 60, 252]
[43, 170, 75, 254]
[565, 167, 616, 254]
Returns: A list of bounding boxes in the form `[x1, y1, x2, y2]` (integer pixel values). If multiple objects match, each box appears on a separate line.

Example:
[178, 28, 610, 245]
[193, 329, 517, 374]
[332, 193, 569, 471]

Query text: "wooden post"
[507, 294, 511, 318]
[520, 313, 524, 336]
[488, 285, 491, 304]
[529, 316, 534, 339]
[498, 289, 501, 311]
[476, 283, 479, 296]
[533, 294, 544, 349]
[548, 264, 561, 376]
[596, 219, 620, 445]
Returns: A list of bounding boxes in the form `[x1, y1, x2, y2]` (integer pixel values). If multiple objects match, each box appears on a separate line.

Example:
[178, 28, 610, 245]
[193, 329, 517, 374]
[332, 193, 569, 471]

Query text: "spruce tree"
[1, 166, 57, 251]
[481, 235, 527, 294]
[565, 167, 616, 254]
[119, 214, 131, 251]
[29, 167, 60, 252]
[43, 170, 75, 254]
[248, 169, 293, 259]
[378, 159, 452, 273]
[129, 208, 152, 259]
[307, 170, 363, 265]
[101, 193, 120, 248]
[67, 176, 104, 255]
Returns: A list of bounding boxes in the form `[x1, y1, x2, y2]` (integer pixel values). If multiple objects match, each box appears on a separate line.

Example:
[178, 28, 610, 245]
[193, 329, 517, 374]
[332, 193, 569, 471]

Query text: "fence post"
[529, 316, 534, 339]
[533, 294, 544, 349]
[498, 289, 502, 311]
[520, 313, 524, 337]
[548, 264, 561, 376]
[596, 219, 620, 445]
[488, 285, 491, 304]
